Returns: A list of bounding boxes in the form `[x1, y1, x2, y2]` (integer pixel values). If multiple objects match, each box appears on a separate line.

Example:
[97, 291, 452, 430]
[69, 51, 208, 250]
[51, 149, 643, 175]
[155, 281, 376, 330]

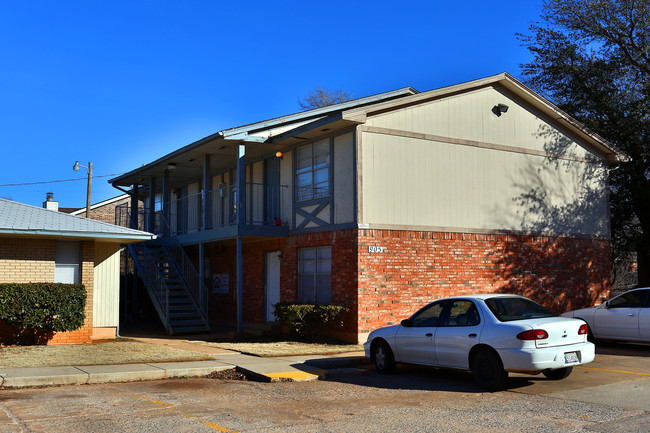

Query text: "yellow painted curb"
[264, 369, 326, 381]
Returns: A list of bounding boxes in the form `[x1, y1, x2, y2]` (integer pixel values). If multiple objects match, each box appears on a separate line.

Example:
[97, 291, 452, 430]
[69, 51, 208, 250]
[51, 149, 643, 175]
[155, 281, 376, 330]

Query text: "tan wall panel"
[360, 132, 608, 237]
[334, 132, 355, 225]
[93, 242, 121, 328]
[365, 86, 592, 159]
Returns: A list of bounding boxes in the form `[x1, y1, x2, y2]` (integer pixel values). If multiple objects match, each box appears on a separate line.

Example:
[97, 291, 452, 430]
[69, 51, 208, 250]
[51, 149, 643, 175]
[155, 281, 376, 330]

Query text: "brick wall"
[283, 229, 359, 341]
[357, 229, 611, 338]
[200, 228, 610, 344]
[0, 238, 56, 283]
[45, 240, 94, 345]
[0, 238, 94, 345]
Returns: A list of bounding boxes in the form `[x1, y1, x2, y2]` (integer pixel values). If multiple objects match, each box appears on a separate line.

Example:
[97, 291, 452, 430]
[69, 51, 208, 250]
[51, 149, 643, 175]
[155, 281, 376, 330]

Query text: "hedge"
[0, 283, 86, 345]
[273, 303, 347, 341]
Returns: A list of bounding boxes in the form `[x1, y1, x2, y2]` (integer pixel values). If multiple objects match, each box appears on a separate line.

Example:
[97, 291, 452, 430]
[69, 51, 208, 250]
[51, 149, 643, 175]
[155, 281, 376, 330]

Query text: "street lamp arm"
[72, 161, 93, 218]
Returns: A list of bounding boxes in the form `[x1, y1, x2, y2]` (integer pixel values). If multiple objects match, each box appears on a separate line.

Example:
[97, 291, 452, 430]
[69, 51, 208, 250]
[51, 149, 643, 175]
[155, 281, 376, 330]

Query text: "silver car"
[561, 288, 650, 343]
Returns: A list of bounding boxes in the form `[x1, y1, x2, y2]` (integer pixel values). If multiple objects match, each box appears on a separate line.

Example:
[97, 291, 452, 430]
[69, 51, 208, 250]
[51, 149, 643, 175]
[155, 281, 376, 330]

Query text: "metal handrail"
[129, 244, 171, 333]
[115, 183, 288, 235]
[157, 211, 210, 323]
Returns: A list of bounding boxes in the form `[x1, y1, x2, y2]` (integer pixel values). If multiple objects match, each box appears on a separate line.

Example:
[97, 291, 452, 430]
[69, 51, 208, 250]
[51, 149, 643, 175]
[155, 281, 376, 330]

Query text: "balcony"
[116, 183, 288, 242]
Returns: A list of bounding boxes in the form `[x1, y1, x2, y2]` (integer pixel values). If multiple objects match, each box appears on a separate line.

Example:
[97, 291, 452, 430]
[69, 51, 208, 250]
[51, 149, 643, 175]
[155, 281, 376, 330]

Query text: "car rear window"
[485, 297, 556, 322]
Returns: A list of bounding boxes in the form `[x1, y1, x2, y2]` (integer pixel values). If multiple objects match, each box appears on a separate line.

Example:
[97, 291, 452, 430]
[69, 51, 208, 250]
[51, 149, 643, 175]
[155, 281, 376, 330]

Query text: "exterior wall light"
[275, 151, 283, 159]
[492, 104, 509, 117]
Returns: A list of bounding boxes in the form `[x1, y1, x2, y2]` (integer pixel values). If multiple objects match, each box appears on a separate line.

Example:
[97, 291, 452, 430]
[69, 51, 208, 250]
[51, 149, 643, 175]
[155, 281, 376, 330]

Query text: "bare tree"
[298, 87, 353, 110]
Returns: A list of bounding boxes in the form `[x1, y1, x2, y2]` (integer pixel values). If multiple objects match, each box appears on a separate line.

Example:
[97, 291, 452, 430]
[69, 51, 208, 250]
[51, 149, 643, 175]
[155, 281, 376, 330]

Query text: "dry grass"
[0, 339, 212, 369]
[192, 340, 363, 357]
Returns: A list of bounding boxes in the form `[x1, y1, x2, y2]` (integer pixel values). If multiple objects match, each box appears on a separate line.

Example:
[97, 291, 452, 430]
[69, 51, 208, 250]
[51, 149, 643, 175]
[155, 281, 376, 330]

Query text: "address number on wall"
[368, 246, 385, 253]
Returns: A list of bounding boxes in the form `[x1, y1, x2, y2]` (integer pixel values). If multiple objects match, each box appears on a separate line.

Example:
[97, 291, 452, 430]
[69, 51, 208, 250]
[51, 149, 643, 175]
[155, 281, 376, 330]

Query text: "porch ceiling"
[110, 117, 360, 189]
[111, 137, 280, 188]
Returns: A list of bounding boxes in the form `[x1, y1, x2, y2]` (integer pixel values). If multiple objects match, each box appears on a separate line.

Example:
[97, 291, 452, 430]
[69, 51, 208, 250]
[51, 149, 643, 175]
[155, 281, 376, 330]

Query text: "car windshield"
[484, 297, 556, 322]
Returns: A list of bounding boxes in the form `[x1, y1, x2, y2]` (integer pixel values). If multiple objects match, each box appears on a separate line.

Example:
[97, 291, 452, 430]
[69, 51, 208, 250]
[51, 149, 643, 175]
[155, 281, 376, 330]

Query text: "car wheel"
[471, 349, 508, 391]
[372, 340, 396, 374]
[542, 366, 573, 380]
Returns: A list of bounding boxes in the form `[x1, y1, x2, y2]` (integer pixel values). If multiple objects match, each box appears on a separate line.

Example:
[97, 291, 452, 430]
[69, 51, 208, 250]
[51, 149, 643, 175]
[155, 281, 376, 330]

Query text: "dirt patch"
[190, 340, 363, 357]
[0, 339, 212, 368]
[205, 369, 249, 381]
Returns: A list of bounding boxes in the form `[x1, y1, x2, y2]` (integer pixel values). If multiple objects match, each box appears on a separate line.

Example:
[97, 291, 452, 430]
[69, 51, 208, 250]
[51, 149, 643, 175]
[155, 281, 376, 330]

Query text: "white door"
[265, 251, 281, 322]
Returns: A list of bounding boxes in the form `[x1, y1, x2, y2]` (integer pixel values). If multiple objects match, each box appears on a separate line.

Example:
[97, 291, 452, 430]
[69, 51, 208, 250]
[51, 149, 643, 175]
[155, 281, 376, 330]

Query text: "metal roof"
[0, 199, 155, 243]
[109, 74, 628, 189]
[109, 87, 418, 187]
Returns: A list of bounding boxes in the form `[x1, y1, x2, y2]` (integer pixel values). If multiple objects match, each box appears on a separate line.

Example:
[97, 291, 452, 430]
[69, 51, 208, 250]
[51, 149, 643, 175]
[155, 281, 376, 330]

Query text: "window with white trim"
[298, 246, 331, 304]
[296, 138, 330, 201]
[54, 241, 80, 284]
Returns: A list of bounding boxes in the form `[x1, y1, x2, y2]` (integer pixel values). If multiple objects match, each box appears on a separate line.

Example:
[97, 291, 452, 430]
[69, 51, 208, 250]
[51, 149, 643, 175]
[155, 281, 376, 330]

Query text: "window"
[296, 138, 330, 201]
[298, 246, 331, 304]
[443, 300, 481, 327]
[485, 297, 555, 322]
[411, 301, 445, 327]
[608, 290, 648, 308]
[54, 241, 80, 284]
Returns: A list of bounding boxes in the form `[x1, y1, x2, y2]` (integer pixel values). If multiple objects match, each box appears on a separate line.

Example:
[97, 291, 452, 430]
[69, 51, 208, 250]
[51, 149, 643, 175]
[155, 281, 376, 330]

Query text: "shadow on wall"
[492, 125, 610, 313]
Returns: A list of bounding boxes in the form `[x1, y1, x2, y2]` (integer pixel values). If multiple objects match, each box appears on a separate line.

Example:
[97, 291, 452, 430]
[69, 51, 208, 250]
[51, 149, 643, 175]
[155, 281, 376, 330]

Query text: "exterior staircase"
[128, 241, 210, 335]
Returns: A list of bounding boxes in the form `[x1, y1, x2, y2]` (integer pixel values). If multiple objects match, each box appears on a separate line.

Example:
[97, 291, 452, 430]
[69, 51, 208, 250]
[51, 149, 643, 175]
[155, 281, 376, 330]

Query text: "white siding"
[334, 132, 355, 224]
[93, 242, 121, 328]
[359, 87, 609, 237]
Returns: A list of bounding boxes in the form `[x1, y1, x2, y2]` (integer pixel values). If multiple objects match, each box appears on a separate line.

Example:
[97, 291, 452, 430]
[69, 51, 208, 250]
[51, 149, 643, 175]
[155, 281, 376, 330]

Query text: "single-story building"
[0, 196, 154, 344]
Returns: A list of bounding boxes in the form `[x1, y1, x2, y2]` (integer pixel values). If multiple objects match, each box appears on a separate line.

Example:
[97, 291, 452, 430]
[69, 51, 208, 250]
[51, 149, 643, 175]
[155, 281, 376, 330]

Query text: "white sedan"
[364, 294, 594, 391]
[561, 287, 650, 343]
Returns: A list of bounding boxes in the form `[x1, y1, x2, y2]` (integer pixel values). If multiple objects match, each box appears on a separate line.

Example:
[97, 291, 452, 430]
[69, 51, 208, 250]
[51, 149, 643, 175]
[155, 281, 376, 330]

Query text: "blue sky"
[0, 0, 544, 208]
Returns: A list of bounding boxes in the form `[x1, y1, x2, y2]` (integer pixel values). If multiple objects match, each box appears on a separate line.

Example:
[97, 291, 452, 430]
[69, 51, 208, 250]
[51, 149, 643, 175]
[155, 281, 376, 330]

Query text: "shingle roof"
[0, 199, 154, 243]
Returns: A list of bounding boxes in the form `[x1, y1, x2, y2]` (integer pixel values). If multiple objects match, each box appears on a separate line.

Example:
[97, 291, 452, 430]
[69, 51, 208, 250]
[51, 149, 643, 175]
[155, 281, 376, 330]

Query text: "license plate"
[564, 351, 580, 364]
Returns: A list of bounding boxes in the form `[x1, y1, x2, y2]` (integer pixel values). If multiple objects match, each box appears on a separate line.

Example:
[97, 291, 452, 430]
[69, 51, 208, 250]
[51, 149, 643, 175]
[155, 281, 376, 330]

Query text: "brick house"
[0, 198, 154, 344]
[110, 73, 627, 343]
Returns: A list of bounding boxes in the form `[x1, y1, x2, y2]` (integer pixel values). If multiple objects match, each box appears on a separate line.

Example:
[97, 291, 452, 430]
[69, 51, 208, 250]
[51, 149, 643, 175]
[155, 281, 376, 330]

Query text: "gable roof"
[109, 87, 418, 187]
[342, 73, 628, 163]
[69, 194, 130, 216]
[0, 199, 155, 243]
[110, 73, 627, 188]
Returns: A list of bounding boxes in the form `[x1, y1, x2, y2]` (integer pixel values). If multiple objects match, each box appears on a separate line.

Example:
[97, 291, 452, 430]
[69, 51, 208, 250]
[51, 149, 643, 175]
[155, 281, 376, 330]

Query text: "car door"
[433, 300, 482, 370]
[639, 291, 650, 341]
[394, 300, 446, 366]
[592, 290, 648, 340]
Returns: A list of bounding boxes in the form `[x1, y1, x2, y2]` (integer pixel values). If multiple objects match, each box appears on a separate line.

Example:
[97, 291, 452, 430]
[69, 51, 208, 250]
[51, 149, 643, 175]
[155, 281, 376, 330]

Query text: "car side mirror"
[605, 300, 610, 308]
[400, 319, 412, 328]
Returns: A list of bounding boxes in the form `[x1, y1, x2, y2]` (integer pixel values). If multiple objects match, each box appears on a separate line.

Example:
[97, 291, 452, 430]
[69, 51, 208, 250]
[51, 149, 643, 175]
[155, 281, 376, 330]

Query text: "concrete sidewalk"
[0, 337, 368, 388]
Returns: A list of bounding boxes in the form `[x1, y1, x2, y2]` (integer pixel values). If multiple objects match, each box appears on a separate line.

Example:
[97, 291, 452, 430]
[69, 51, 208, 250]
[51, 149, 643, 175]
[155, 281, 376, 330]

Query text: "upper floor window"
[296, 138, 330, 201]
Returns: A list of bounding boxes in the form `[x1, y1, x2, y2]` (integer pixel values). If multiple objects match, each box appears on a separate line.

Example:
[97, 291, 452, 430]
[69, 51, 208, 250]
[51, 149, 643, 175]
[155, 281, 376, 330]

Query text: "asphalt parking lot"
[0, 342, 648, 432]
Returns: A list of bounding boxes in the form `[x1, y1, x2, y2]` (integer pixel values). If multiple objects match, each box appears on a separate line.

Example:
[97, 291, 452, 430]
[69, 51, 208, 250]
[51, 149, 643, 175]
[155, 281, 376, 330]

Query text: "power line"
[0, 173, 124, 188]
